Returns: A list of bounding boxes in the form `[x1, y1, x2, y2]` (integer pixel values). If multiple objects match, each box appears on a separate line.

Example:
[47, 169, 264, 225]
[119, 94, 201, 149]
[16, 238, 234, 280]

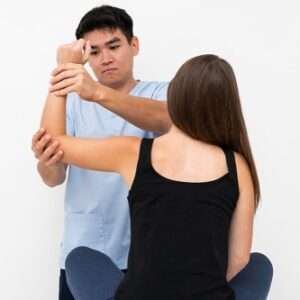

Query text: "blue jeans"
[65, 247, 273, 300]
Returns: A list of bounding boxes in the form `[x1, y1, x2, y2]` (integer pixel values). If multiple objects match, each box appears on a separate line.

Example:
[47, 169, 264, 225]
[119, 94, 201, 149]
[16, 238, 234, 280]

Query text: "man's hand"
[49, 39, 104, 101]
[31, 128, 63, 167]
[49, 63, 104, 101]
[56, 39, 91, 65]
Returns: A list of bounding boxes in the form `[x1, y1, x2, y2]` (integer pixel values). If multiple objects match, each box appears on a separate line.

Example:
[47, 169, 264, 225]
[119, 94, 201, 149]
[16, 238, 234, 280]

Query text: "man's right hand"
[32, 128, 63, 167]
[32, 128, 66, 187]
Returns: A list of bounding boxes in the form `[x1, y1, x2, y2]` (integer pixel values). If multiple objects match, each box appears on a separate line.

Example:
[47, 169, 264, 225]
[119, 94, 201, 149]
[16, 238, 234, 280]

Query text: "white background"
[0, 0, 299, 299]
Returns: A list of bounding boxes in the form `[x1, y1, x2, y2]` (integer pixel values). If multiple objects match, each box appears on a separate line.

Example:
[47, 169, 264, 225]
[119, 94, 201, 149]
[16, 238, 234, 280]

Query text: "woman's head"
[168, 54, 260, 205]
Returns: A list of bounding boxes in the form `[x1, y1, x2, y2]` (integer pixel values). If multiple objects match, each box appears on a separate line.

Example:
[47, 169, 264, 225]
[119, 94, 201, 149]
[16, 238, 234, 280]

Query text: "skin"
[81, 29, 139, 91]
[32, 29, 171, 187]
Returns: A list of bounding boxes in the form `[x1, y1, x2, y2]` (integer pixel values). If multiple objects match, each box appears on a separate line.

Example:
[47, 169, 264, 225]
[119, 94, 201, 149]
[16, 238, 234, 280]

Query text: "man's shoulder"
[137, 81, 169, 90]
[133, 81, 169, 100]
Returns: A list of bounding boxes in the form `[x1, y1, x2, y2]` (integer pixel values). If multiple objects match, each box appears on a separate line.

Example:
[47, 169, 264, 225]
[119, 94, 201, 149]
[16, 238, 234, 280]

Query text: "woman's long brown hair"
[167, 54, 260, 207]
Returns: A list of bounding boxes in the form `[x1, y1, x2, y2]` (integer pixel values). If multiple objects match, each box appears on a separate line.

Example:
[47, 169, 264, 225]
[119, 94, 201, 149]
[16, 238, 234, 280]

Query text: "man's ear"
[131, 36, 139, 56]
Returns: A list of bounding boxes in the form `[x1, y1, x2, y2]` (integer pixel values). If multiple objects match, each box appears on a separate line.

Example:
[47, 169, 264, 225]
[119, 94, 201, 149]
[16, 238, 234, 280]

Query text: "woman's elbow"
[227, 254, 250, 281]
[240, 251, 250, 265]
[235, 253, 250, 271]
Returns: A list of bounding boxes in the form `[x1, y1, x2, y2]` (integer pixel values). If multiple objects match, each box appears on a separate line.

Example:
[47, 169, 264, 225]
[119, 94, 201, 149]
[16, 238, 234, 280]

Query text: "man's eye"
[110, 45, 120, 50]
[90, 52, 98, 55]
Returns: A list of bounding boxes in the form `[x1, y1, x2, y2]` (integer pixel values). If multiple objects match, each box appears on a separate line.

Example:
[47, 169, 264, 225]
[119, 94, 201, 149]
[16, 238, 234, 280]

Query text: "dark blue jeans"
[65, 247, 273, 300]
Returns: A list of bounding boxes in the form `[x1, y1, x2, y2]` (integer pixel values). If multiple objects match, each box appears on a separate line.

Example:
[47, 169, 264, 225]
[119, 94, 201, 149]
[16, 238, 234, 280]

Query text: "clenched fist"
[56, 39, 91, 65]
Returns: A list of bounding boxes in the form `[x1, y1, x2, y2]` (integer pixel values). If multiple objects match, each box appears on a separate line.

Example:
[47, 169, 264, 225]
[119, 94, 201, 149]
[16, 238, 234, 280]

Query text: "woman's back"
[115, 132, 239, 300]
[150, 127, 232, 184]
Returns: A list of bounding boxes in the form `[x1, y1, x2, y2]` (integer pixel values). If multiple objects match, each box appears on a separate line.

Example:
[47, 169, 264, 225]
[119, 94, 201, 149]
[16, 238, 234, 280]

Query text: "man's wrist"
[93, 84, 111, 104]
[37, 161, 66, 186]
[37, 160, 64, 171]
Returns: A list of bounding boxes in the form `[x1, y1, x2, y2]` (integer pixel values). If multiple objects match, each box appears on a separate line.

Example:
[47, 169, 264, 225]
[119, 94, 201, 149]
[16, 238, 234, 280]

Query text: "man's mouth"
[102, 68, 118, 74]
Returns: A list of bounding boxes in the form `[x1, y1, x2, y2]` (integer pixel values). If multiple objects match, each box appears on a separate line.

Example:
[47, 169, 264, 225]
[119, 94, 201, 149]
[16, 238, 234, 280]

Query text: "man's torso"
[60, 81, 168, 269]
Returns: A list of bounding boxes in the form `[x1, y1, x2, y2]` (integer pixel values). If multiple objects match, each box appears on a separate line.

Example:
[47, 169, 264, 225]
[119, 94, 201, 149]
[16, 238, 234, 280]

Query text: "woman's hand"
[56, 39, 91, 65]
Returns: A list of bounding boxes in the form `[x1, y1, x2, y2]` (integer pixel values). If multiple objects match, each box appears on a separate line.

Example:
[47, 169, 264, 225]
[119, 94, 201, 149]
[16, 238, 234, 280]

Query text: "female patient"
[41, 54, 271, 299]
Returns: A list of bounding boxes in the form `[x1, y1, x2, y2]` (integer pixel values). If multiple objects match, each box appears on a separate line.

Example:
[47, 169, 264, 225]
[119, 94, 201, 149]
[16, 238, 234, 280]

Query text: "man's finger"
[49, 78, 77, 93]
[39, 141, 60, 163]
[53, 85, 75, 97]
[82, 40, 91, 64]
[35, 134, 51, 153]
[50, 69, 79, 85]
[51, 63, 79, 76]
[76, 38, 86, 50]
[32, 128, 46, 147]
[45, 150, 64, 167]
[32, 132, 50, 155]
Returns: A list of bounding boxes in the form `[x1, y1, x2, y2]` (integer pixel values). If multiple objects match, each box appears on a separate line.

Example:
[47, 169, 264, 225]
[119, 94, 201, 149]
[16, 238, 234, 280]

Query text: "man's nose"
[101, 50, 113, 65]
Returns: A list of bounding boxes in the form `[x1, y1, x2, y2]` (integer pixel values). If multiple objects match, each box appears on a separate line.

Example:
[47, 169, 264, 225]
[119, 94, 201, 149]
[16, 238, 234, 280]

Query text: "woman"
[41, 54, 271, 299]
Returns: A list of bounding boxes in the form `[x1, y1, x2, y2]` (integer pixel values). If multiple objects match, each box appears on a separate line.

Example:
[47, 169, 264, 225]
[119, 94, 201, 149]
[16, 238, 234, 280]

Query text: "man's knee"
[66, 246, 114, 274]
[65, 246, 91, 271]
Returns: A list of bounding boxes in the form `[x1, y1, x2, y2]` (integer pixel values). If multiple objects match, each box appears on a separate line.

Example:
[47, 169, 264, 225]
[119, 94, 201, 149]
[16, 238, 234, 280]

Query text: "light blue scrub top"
[61, 81, 168, 269]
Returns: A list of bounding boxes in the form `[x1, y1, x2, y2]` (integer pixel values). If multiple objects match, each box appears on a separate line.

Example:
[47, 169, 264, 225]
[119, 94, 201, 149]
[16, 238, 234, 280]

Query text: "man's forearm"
[37, 161, 66, 187]
[37, 90, 67, 186]
[40, 93, 66, 137]
[95, 86, 171, 134]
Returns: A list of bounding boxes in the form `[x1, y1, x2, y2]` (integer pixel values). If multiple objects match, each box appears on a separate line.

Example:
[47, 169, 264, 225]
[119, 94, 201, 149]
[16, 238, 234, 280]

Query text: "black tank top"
[115, 138, 238, 300]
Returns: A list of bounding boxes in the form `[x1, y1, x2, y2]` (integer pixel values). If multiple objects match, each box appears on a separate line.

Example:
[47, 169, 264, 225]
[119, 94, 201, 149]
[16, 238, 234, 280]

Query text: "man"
[32, 5, 171, 299]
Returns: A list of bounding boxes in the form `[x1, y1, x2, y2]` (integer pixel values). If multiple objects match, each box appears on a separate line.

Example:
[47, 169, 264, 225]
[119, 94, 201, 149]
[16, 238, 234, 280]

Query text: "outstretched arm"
[40, 88, 140, 185]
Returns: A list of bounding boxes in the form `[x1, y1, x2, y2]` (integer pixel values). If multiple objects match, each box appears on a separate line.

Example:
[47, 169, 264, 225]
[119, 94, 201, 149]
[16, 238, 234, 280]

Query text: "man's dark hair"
[75, 5, 134, 43]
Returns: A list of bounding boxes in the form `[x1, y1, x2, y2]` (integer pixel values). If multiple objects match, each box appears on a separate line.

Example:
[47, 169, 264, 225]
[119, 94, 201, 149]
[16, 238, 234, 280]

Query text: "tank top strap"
[223, 148, 238, 186]
[135, 138, 154, 174]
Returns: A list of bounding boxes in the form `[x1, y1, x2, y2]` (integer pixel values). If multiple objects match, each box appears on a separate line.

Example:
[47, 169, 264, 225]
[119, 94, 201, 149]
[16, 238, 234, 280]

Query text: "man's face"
[83, 28, 139, 88]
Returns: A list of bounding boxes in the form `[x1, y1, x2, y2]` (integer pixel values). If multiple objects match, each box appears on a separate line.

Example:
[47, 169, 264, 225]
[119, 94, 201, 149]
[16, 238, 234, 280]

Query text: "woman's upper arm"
[56, 135, 141, 174]
[228, 153, 256, 262]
